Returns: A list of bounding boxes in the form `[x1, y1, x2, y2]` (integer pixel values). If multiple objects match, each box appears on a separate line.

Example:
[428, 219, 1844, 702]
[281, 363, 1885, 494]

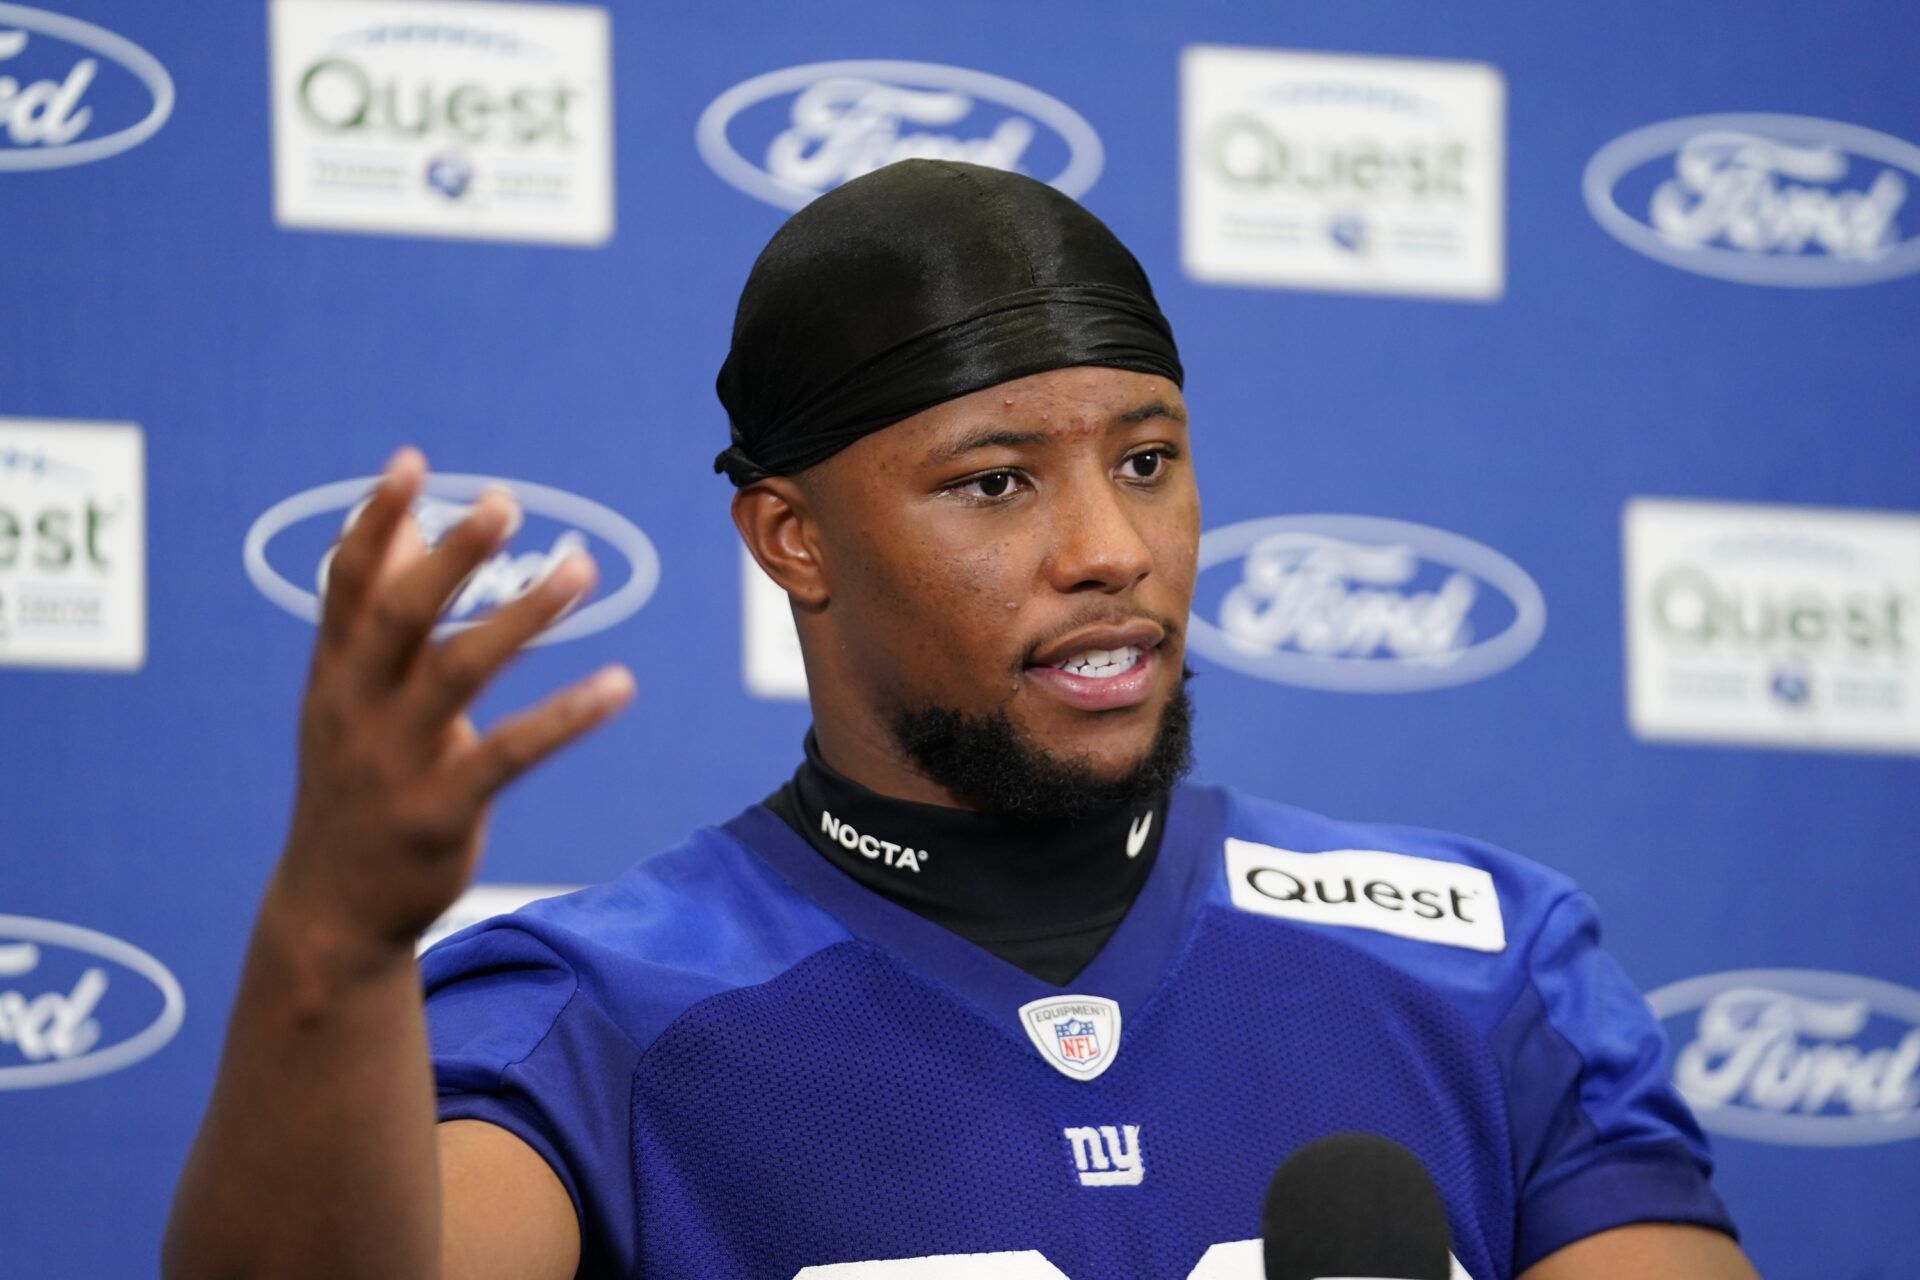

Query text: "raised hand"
[276, 447, 635, 951]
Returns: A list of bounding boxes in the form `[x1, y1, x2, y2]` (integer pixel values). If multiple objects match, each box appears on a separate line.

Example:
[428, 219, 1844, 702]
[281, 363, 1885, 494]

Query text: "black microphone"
[1261, 1133, 1453, 1280]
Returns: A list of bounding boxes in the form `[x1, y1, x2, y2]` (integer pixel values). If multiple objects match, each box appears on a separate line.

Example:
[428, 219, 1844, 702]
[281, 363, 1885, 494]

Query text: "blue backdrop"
[3, 2, 1916, 1276]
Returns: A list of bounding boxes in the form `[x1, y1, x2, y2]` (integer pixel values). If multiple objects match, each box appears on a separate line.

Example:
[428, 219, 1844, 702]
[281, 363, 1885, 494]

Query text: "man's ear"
[731, 478, 830, 609]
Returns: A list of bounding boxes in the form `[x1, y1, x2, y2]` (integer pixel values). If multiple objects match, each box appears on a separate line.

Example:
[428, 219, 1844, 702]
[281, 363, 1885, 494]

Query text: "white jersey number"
[796, 1241, 1473, 1279]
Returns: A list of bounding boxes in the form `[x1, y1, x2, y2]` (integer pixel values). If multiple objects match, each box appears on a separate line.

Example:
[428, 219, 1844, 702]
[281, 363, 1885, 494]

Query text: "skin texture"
[164, 375, 1762, 1280]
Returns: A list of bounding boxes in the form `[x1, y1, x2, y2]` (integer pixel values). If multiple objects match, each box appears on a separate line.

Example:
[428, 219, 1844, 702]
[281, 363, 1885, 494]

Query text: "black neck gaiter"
[764, 734, 1167, 986]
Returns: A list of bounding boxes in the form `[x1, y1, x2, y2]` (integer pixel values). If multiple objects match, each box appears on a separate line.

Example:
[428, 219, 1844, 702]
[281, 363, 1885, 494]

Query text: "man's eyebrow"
[929, 428, 1052, 464]
[929, 401, 1187, 464]
[1114, 399, 1186, 426]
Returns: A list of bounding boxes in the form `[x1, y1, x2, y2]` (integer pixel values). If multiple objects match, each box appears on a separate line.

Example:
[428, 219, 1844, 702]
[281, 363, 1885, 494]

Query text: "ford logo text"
[243, 473, 659, 646]
[1648, 968, 1920, 1146]
[0, 3, 173, 170]
[1186, 514, 1545, 693]
[696, 58, 1102, 210]
[0, 915, 184, 1090]
[1584, 114, 1920, 287]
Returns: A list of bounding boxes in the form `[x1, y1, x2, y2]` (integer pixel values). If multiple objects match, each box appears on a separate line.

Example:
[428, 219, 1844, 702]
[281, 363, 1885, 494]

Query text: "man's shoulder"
[421, 810, 854, 1058]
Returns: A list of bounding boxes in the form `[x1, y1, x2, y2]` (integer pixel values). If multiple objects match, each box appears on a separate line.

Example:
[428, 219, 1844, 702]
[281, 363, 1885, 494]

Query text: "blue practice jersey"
[422, 784, 1734, 1280]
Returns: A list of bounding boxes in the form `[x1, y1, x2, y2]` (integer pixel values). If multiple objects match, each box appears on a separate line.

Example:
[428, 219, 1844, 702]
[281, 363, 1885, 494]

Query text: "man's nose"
[1044, 475, 1152, 594]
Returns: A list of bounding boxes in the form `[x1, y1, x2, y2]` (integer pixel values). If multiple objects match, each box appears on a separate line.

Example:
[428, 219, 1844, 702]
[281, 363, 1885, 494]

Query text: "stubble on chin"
[888, 670, 1196, 824]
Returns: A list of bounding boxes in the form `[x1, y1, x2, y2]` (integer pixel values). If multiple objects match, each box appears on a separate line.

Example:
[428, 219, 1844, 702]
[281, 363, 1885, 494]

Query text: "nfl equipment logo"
[1055, 1018, 1100, 1064]
[1018, 995, 1123, 1081]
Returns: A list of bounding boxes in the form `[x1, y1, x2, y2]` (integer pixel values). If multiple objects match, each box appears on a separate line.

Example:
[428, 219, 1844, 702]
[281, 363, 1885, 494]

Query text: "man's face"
[801, 365, 1199, 786]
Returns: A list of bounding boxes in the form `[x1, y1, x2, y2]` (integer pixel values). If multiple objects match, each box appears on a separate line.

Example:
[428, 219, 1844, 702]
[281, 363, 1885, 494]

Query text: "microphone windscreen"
[1260, 1132, 1452, 1280]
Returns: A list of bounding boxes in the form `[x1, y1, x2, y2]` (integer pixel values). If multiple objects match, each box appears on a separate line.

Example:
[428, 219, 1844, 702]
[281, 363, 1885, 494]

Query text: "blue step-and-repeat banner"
[2, 2, 1916, 1275]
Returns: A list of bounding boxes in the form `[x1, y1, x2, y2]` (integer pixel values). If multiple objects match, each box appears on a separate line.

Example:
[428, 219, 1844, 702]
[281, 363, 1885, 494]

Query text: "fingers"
[317, 448, 425, 651]
[444, 665, 635, 806]
[352, 488, 521, 688]
[401, 551, 597, 733]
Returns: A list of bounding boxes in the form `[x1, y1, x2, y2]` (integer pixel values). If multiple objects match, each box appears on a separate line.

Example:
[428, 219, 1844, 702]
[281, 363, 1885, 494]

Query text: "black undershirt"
[764, 734, 1167, 986]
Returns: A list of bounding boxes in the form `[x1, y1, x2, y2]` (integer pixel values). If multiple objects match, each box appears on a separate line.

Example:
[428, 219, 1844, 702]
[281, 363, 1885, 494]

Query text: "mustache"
[1018, 608, 1185, 667]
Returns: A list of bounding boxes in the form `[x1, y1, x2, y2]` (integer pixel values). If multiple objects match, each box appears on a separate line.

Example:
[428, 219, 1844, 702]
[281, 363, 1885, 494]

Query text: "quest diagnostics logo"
[1649, 969, 1920, 1146]
[1624, 499, 1919, 755]
[269, 0, 614, 244]
[244, 472, 658, 645]
[1180, 45, 1506, 300]
[0, 3, 174, 171]
[1225, 840, 1506, 953]
[696, 59, 1103, 211]
[1187, 514, 1545, 693]
[0, 915, 184, 1090]
[0, 417, 145, 671]
[1585, 114, 1920, 286]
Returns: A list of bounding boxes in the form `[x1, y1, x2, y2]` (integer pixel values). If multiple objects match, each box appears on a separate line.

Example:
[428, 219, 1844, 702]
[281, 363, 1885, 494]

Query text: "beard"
[889, 668, 1195, 824]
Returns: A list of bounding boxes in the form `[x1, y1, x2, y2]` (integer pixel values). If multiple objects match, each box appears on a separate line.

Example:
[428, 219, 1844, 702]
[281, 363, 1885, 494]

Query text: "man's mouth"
[1052, 645, 1145, 679]
[1024, 627, 1163, 712]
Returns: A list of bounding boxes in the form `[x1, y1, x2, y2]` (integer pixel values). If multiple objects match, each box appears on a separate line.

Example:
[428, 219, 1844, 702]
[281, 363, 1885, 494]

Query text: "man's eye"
[961, 471, 1020, 499]
[1123, 451, 1164, 479]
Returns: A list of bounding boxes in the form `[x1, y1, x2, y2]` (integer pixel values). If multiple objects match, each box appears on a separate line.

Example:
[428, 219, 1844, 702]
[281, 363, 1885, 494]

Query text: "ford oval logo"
[243, 473, 660, 646]
[695, 58, 1104, 210]
[0, 915, 184, 1089]
[1186, 514, 1546, 693]
[0, 3, 174, 171]
[1647, 969, 1920, 1147]
[1583, 113, 1920, 287]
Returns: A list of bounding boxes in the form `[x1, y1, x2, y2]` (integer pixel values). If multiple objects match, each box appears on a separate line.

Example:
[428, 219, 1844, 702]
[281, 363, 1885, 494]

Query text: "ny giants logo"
[1063, 1124, 1143, 1187]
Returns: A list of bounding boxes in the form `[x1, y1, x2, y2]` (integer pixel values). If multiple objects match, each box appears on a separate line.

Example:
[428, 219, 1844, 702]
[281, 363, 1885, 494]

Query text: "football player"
[165, 161, 1757, 1280]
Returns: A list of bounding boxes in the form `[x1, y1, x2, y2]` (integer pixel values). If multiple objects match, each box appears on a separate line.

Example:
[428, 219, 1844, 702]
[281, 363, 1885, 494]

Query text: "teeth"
[1056, 645, 1142, 678]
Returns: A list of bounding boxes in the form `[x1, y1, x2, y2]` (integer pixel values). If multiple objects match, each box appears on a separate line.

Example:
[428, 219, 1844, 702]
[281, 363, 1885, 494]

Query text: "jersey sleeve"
[420, 922, 642, 1271]
[1496, 891, 1737, 1272]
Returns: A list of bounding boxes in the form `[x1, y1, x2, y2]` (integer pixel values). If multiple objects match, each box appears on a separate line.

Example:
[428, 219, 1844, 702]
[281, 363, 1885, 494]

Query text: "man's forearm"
[162, 870, 444, 1280]
[164, 456, 618, 1279]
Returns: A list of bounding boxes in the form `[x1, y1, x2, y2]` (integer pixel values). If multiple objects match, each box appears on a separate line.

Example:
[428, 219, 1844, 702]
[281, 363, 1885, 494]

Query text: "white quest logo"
[1584, 114, 1920, 286]
[696, 59, 1103, 210]
[1648, 969, 1920, 1146]
[0, 3, 173, 170]
[0, 915, 184, 1089]
[1186, 514, 1545, 693]
[1224, 840, 1506, 953]
[243, 473, 658, 645]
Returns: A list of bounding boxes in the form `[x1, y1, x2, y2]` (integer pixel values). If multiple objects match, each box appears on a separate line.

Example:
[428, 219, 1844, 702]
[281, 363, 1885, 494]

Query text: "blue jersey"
[422, 784, 1734, 1280]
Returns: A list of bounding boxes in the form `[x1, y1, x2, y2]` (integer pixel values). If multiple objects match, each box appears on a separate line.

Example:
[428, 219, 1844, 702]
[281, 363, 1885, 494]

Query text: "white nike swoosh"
[1126, 812, 1153, 858]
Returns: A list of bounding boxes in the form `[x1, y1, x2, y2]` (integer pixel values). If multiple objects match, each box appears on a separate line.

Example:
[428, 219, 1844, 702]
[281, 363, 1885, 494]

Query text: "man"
[164, 161, 1758, 1280]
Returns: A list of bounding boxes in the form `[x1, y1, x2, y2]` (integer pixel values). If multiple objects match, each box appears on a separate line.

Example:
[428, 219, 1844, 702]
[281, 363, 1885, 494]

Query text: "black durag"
[714, 159, 1184, 485]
